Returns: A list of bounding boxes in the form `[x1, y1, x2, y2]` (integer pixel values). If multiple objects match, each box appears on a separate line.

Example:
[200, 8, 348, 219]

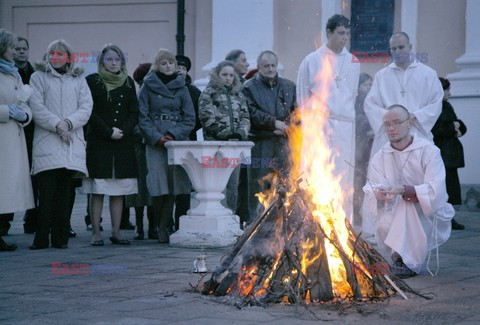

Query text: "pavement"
[0, 192, 479, 324]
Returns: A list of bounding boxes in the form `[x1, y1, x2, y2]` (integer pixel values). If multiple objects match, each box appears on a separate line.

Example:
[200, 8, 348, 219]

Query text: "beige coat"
[0, 72, 34, 214]
[29, 63, 93, 176]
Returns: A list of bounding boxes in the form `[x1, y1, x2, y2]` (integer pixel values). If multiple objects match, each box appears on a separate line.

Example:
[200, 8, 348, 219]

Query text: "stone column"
[447, 0, 480, 187]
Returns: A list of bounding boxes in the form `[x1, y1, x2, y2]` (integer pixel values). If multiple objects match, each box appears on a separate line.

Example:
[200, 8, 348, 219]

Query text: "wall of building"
[416, 0, 466, 78]
[0, 0, 184, 80]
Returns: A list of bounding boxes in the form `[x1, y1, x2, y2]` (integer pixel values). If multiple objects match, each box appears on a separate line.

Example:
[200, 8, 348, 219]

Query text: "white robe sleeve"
[296, 57, 311, 108]
[364, 73, 385, 135]
[413, 145, 449, 218]
[409, 73, 443, 136]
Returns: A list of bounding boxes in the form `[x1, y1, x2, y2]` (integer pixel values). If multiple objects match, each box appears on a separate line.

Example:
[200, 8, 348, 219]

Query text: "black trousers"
[33, 168, 74, 248]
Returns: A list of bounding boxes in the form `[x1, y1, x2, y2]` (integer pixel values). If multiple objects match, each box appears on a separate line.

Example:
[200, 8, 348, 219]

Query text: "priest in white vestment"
[364, 105, 454, 276]
[297, 14, 360, 224]
[364, 32, 443, 158]
[362, 32, 443, 237]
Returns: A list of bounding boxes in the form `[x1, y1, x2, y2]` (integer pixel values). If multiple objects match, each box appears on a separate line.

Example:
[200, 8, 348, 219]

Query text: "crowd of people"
[0, 13, 468, 279]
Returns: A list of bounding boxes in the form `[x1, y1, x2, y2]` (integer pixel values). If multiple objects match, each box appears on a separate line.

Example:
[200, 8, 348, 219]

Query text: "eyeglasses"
[383, 119, 409, 129]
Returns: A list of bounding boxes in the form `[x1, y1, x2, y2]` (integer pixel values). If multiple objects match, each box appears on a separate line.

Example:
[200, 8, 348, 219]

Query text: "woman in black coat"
[84, 44, 138, 245]
[432, 77, 467, 230]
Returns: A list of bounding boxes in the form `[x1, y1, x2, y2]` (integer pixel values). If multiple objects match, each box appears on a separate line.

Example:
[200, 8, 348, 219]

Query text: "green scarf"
[98, 66, 130, 100]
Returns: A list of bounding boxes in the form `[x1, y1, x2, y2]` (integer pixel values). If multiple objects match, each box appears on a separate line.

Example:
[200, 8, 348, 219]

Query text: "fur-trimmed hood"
[207, 68, 243, 94]
[34, 61, 85, 77]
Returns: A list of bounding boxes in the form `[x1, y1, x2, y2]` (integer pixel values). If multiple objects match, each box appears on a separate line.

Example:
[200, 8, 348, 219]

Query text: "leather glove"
[155, 133, 174, 147]
[8, 104, 27, 122]
[226, 133, 243, 141]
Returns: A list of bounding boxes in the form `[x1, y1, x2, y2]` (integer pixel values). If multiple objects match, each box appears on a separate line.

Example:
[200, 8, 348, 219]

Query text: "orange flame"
[229, 54, 378, 303]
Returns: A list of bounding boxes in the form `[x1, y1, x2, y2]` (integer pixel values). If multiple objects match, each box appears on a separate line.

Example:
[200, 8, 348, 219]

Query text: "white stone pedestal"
[165, 141, 254, 247]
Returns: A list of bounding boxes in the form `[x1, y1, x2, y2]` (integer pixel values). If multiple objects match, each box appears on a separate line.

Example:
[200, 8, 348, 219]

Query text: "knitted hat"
[133, 63, 152, 84]
[175, 55, 191, 72]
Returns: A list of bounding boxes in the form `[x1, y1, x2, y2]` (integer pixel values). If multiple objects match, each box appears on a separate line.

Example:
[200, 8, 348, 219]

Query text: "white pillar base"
[170, 214, 243, 248]
[165, 141, 253, 248]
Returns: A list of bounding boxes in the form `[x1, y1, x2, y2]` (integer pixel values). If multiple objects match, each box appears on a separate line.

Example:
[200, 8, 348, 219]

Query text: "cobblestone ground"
[0, 193, 479, 324]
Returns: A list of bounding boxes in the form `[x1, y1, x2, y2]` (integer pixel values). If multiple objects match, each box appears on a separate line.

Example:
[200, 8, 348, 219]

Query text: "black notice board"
[351, 0, 395, 54]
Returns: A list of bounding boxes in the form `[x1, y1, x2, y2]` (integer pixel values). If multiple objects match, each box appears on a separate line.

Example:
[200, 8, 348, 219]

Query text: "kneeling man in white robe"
[364, 105, 454, 276]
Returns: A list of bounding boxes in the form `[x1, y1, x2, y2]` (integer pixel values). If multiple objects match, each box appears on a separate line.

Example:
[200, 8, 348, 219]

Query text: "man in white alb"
[364, 32, 444, 158]
[362, 32, 444, 237]
[297, 14, 360, 224]
[364, 105, 453, 277]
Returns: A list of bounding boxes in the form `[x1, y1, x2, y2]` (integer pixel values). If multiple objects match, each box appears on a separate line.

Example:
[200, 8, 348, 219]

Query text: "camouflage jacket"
[199, 70, 250, 140]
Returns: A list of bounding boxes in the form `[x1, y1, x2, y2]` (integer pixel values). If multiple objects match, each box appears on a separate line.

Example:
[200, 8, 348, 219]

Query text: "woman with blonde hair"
[83, 44, 138, 246]
[138, 49, 195, 243]
[29, 39, 93, 249]
[0, 29, 34, 251]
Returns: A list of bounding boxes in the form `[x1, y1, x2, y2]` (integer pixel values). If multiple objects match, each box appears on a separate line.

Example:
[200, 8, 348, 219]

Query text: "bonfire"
[202, 55, 427, 306]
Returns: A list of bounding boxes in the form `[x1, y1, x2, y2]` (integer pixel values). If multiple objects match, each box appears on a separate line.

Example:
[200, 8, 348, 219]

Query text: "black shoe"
[69, 228, 77, 238]
[0, 237, 17, 251]
[134, 232, 144, 240]
[120, 221, 135, 230]
[452, 219, 465, 230]
[110, 237, 131, 245]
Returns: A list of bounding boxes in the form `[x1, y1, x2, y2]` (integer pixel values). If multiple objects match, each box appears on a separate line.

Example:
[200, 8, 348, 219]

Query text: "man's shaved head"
[386, 104, 410, 120]
[390, 32, 410, 43]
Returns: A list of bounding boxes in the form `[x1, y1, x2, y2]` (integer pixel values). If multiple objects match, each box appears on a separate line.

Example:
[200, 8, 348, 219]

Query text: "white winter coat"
[0, 72, 34, 213]
[29, 63, 93, 176]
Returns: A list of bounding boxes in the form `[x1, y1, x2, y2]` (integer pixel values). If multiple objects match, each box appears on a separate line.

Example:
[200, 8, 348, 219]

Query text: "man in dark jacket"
[242, 50, 297, 223]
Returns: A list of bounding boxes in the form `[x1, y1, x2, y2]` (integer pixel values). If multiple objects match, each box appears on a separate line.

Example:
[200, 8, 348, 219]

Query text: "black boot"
[0, 236, 17, 251]
[158, 196, 174, 244]
[152, 196, 173, 244]
[147, 206, 158, 239]
[452, 218, 465, 230]
[134, 207, 144, 240]
[120, 205, 135, 230]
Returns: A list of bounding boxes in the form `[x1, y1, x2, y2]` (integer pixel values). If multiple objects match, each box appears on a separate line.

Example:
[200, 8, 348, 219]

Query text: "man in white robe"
[362, 32, 444, 237]
[364, 105, 454, 277]
[365, 32, 444, 158]
[297, 14, 360, 224]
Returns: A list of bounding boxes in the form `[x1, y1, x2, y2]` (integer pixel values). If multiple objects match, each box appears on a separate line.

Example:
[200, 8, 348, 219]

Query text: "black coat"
[85, 73, 138, 178]
[432, 100, 467, 169]
[185, 74, 202, 140]
[242, 73, 296, 138]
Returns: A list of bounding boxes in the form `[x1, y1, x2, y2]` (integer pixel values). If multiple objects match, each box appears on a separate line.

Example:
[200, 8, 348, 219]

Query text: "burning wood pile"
[202, 175, 422, 306]
[201, 55, 427, 306]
